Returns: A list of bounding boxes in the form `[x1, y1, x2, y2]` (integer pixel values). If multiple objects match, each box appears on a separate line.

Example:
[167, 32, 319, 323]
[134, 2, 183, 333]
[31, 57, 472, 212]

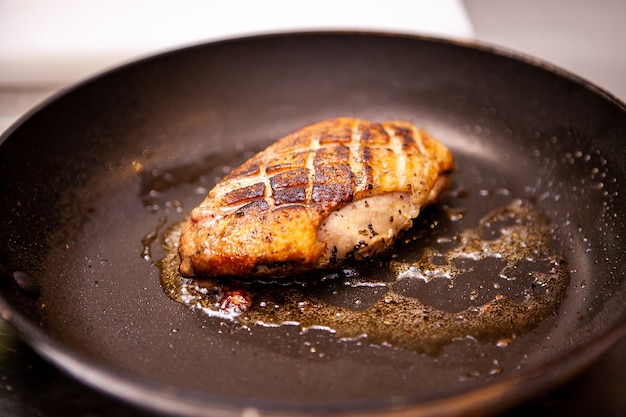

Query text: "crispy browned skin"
[179, 117, 454, 278]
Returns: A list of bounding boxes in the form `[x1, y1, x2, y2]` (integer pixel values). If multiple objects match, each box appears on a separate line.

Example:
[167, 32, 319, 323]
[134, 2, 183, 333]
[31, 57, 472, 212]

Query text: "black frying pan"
[0, 32, 625, 417]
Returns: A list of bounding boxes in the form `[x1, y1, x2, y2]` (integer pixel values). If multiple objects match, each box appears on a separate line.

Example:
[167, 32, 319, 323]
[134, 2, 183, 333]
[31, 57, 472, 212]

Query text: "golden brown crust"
[178, 117, 454, 278]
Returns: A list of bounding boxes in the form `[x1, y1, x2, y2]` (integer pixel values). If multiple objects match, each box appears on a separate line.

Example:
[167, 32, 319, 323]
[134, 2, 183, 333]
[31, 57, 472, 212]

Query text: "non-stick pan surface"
[0, 32, 625, 416]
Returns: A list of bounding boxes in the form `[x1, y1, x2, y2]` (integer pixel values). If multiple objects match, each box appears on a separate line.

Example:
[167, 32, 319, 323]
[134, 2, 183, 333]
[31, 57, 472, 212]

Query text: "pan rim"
[1, 30, 625, 416]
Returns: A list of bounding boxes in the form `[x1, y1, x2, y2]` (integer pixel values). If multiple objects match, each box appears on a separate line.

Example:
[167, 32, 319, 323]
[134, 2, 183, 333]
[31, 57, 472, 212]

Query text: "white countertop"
[0, 0, 473, 87]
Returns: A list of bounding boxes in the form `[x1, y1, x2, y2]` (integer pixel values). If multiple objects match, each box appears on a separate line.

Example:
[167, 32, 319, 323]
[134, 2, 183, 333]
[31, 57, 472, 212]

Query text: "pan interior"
[0, 34, 624, 412]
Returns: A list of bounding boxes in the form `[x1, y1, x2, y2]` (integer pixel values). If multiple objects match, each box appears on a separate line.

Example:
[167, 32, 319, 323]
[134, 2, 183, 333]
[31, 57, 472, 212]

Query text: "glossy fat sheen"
[178, 117, 454, 278]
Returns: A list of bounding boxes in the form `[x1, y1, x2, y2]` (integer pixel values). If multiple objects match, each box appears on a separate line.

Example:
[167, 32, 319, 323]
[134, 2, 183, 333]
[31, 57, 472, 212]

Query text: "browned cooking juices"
[157, 198, 569, 355]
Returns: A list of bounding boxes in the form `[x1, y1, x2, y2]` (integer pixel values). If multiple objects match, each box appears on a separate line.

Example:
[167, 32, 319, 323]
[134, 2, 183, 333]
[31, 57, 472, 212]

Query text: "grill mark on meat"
[229, 162, 260, 178]
[313, 145, 350, 165]
[269, 167, 309, 189]
[386, 125, 408, 190]
[274, 186, 307, 205]
[318, 122, 352, 144]
[266, 150, 308, 174]
[303, 132, 320, 208]
[223, 181, 265, 205]
[235, 199, 269, 217]
[313, 163, 353, 183]
[349, 121, 367, 193]
[270, 167, 309, 205]
[360, 121, 390, 144]
[312, 182, 353, 207]
[310, 124, 356, 212]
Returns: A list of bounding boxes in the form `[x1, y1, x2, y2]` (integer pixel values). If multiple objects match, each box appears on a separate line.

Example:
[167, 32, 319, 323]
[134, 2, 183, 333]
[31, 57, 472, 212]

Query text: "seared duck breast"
[179, 117, 454, 278]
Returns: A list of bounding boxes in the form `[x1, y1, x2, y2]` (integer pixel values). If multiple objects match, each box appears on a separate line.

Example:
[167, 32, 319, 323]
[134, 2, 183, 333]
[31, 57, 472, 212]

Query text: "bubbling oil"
[157, 199, 569, 355]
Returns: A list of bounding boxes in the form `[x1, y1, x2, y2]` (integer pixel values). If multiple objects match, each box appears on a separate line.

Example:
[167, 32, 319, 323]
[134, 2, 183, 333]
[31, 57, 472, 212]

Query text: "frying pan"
[0, 32, 625, 416]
